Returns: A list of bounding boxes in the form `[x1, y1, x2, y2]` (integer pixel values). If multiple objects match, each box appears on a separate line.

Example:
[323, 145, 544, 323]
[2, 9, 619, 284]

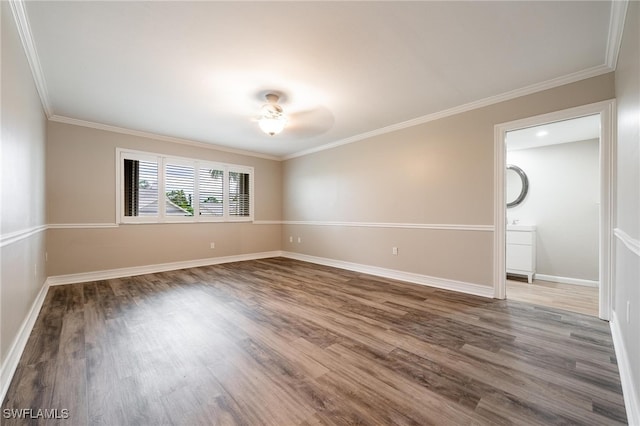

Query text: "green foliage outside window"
[166, 189, 194, 214]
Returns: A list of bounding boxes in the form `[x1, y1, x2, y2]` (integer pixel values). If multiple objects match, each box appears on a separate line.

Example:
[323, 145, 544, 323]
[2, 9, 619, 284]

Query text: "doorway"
[494, 100, 615, 320]
[505, 116, 600, 316]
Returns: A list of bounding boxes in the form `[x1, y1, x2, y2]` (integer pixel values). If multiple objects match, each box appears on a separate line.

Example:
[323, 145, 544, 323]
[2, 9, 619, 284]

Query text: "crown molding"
[10, 0, 621, 163]
[8, 0, 53, 118]
[605, 0, 629, 69]
[283, 64, 613, 160]
[48, 115, 281, 161]
[51, 61, 613, 164]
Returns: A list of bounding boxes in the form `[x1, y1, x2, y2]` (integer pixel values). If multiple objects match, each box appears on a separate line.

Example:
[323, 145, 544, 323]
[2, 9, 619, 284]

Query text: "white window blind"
[123, 157, 159, 218]
[165, 163, 195, 217]
[199, 168, 224, 217]
[229, 170, 251, 217]
[119, 149, 253, 223]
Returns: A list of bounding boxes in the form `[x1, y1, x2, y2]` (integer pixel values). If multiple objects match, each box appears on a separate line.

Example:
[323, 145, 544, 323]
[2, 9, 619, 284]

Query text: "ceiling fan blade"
[285, 106, 334, 138]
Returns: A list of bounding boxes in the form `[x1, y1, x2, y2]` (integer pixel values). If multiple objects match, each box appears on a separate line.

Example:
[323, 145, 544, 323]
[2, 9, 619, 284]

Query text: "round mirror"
[506, 164, 529, 208]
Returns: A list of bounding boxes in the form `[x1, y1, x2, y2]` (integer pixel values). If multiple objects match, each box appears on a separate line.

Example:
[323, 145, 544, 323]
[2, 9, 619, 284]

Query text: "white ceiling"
[22, 1, 616, 159]
[506, 114, 601, 151]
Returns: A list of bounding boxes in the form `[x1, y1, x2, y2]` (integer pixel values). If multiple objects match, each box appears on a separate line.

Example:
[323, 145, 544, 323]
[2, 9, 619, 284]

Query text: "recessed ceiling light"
[536, 130, 549, 137]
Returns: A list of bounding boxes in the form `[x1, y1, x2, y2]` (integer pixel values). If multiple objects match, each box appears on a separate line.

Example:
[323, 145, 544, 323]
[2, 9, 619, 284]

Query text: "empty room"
[1, 1, 638, 424]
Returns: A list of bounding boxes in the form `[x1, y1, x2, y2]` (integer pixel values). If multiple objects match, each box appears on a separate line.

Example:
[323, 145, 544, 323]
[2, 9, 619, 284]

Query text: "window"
[229, 170, 251, 218]
[165, 162, 195, 217]
[123, 155, 159, 220]
[118, 149, 253, 223]
[199, 167, 224, 217]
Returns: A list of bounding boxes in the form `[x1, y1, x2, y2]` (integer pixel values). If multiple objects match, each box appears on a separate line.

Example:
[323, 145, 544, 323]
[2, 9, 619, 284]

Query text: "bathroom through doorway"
[493, 100, 615, 320]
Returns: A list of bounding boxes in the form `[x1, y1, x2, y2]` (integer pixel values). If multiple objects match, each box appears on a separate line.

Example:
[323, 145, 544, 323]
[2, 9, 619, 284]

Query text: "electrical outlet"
[289, 236, 293, 243]
[392, 247, 398, 255]
[627, 300, 631, 324]
[297, 237, 302, 243]
[210, 242, 215, 249]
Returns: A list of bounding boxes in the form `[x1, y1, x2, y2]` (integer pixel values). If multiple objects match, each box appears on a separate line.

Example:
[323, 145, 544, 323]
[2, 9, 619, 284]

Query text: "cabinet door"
[507, 231, 533, 245]
[506, 244, 533, 271]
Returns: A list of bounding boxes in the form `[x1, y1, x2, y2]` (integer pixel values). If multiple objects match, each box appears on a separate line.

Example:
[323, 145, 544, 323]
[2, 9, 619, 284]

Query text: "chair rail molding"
[282, 220, 494, 231]
[0, 224, 47, 248]
[614, 228, 640, 257]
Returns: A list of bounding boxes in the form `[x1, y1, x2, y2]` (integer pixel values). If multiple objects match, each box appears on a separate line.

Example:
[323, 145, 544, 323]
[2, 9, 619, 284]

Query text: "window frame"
[226, 165, 255, 222]
[116, 148, 254, 224]
[163, 157, 197, 222]
[197, 164, 226, 221]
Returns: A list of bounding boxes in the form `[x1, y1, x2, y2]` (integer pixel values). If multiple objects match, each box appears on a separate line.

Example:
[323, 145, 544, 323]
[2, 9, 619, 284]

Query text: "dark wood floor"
[2, 258, 627, 425]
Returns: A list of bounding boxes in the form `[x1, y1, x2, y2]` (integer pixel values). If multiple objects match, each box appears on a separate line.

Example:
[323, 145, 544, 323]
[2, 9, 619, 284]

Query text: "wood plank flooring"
[2, 258, 627, 425]
[507, 278, 599, 317]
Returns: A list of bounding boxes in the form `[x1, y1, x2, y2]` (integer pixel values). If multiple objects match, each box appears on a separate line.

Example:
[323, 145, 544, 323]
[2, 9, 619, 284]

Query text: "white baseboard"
[0, 280, 50, 403]
[535, 274, 599, 287]
[610, 311, 640, 425]
[46, 251, 284, 286]
[282, 251, 494, 298]
[46, 248, 495, 297]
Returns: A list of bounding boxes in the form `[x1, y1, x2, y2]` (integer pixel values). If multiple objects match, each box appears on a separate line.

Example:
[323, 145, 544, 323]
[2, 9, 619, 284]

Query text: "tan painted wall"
[46, 121, 282, 276]
[614, 0, 640, 413]
[283, 73, 615, 287]
[282, 225, 493, 285]
[48, 223, 280, 275]
[1, 2, 48, 364]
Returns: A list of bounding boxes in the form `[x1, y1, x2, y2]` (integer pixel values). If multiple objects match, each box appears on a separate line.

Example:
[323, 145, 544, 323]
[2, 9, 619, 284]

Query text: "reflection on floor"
[506, 277, 599, 317]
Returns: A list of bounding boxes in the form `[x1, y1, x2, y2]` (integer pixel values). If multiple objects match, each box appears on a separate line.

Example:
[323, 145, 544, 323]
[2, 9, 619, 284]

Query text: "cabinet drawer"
[507, 231, 533, 245]
[506, 244, 534, 270]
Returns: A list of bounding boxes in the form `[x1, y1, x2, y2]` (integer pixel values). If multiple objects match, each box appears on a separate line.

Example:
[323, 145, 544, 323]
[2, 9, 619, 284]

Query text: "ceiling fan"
[258, 93, 287, 136]
[253, 90, 334, 138]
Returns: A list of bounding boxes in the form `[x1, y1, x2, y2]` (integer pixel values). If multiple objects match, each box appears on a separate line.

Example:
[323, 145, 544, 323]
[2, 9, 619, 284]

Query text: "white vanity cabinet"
[506, 225, 536, 283]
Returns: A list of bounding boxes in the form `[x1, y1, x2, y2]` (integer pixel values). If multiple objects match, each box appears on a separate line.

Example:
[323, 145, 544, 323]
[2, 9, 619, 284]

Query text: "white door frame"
[493, 99, 616, 320]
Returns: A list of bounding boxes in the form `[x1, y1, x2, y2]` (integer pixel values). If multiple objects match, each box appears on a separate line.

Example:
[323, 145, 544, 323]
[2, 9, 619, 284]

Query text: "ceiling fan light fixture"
[259, 116, 287, 136]
[258, 93, 287, 136]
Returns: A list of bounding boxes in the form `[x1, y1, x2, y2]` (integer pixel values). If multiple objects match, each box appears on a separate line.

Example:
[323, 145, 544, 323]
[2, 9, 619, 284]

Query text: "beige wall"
[283, 73, 615, 287]
[282, 225, 493, 285]
[47, 122, 282, 224]
[614, 0, 640, 416]
[48, 223, 280, 276]
[46, 121, 282, 276]
[1, 2, 48, 364]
